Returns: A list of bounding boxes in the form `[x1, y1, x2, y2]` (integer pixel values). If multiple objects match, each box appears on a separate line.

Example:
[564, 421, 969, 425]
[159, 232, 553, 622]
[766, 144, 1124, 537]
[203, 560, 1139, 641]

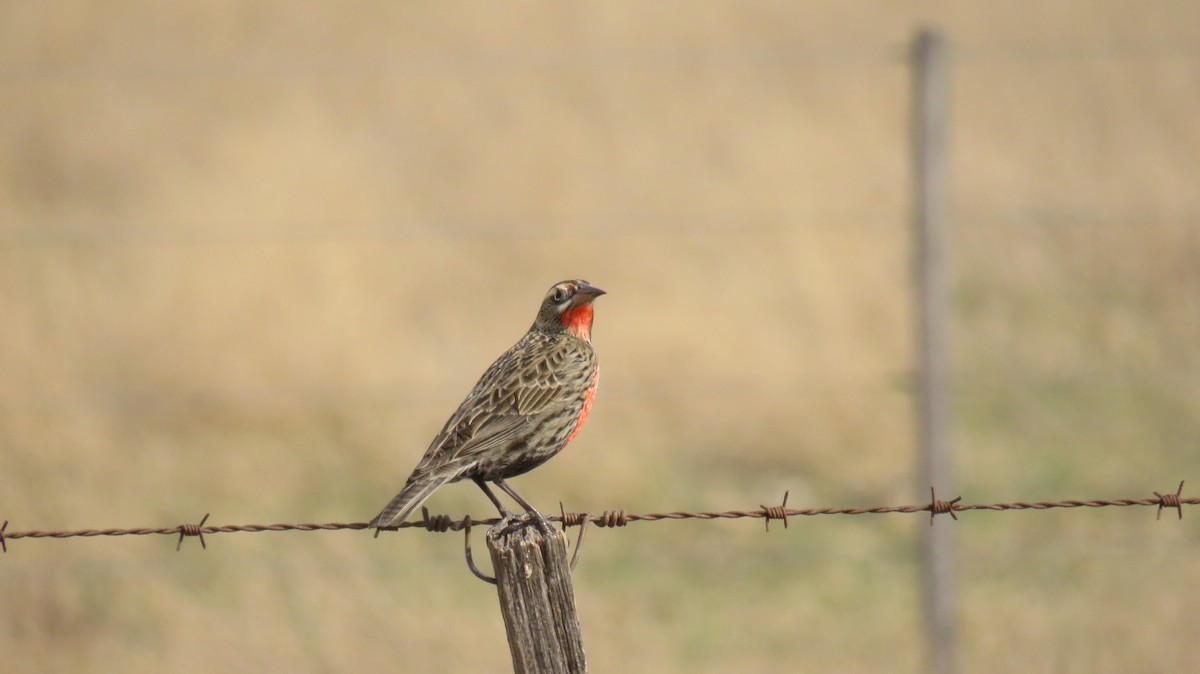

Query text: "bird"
[369, 279, 605, 532]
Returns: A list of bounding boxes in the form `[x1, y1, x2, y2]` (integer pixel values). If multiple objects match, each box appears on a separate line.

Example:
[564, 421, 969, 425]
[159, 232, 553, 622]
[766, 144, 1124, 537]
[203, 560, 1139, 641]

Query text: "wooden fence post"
[487, 524, 587, 673]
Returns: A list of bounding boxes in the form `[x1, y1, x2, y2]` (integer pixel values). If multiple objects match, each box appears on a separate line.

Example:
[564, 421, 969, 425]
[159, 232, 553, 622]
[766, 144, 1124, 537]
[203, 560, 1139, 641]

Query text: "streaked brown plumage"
[369, 280, 604, 530]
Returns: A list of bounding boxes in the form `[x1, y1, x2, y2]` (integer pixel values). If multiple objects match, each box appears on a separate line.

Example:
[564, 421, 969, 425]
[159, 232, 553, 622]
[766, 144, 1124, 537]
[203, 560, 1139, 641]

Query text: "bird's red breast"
[567, 369, 599, 443]
[561, 304, 594, 342]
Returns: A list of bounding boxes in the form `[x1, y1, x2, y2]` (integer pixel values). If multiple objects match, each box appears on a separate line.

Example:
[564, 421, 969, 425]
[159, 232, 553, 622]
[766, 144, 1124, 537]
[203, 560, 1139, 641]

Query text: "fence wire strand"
[1, 482, 1191, 552]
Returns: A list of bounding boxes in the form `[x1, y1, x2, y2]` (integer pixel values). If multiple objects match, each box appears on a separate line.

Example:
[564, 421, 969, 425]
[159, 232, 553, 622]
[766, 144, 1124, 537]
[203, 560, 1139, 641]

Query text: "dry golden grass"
[2, 3, 1199, 672]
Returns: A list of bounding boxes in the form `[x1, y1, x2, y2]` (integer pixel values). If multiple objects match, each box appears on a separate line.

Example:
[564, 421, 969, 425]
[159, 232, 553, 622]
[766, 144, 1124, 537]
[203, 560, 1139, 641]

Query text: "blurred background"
[2, 3, 1199, 672]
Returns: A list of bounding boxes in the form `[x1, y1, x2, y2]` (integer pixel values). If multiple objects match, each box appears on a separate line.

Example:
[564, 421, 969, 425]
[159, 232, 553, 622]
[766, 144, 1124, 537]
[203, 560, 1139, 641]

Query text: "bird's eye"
[552, 287, 570, 303]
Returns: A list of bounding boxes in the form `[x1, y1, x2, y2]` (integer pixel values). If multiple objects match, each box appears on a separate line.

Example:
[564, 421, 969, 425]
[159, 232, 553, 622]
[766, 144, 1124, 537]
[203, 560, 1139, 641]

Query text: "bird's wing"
[418, 337, 575, 469]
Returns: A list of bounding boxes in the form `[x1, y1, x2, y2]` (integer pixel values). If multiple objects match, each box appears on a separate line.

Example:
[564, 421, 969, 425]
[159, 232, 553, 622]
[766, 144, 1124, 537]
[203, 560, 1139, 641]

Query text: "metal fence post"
[912, 26, 959, 674]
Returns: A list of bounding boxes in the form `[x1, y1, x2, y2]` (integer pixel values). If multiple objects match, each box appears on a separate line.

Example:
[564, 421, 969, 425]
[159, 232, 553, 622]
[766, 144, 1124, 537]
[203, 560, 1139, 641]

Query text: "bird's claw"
[527, 511, 557, 536]
[494, 511, 517, 533]
[493, 510, 557, 537]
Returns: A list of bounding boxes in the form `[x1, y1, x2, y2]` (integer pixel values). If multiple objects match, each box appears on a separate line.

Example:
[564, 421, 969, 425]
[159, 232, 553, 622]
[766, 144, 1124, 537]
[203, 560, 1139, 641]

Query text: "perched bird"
[370, 279, 605, 531]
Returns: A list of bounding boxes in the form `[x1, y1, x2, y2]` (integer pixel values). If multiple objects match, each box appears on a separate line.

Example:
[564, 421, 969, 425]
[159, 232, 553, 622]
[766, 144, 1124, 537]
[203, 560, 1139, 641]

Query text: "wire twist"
[591, 510, 629, 528]
[420, 507, 456, 533]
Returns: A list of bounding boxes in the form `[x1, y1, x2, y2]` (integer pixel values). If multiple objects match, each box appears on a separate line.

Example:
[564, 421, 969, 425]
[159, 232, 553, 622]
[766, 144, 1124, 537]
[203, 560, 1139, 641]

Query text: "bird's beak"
[574, 282, 606, 300]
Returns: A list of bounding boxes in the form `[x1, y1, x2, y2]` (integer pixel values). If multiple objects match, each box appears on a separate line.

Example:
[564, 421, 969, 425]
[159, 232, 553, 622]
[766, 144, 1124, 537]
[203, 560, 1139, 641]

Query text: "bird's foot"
[494, 508, 517, 529]
[491, 508, 526, 535]
[492, 510, 557, 536]
[524, 509, 557, 536]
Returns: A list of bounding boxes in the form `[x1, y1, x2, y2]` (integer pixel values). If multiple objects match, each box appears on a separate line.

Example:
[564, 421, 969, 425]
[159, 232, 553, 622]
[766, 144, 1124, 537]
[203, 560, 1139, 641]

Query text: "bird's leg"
[473, 477, 516, 520]
[493, 478, 538, 512]
[494, 479, 555, 535]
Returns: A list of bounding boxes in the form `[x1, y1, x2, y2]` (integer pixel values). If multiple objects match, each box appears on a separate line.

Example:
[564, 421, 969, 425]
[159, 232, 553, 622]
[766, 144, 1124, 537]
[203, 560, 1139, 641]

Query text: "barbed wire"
[0, 482, 1190, 553]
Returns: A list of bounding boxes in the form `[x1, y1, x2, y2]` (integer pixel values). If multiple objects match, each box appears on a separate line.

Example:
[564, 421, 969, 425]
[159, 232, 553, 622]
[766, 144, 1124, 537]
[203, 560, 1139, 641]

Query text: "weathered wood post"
[487, 524, 586, 673]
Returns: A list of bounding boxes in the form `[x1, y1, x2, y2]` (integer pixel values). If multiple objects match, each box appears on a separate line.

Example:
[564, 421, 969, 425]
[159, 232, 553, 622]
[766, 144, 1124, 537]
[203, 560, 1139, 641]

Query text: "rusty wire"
[0, 481, 1192, 552]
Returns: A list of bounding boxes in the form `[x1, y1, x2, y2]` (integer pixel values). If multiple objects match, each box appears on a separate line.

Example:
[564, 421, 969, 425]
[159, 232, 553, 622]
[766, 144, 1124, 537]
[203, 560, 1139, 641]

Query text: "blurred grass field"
[2, 3, 1199, 672]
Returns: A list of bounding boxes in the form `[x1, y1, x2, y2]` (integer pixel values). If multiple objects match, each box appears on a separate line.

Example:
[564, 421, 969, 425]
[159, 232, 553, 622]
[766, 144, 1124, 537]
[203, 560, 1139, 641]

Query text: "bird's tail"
[369, 471, 456, 530]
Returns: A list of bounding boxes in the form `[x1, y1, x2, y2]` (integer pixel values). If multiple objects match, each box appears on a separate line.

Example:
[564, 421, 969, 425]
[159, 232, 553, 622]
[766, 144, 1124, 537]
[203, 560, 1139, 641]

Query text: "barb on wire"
[420, 506, 456, 533]
[175, 513, 209, 551]
[0, 482, 1193, 553]
[1154, 480, 1185, 520]
[760, 491, 790, 532]
[560, 502, 589, 572]
[928, 487, 962, 526]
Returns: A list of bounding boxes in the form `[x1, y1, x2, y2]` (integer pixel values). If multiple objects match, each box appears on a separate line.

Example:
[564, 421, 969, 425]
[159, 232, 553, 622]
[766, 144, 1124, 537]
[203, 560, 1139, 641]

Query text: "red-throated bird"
[369, 280, 604, 531]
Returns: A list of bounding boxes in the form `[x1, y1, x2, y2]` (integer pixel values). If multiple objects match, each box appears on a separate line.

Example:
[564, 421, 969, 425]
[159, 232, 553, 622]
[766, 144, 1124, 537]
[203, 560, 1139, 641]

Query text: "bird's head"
[534, 279, 606, 341]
